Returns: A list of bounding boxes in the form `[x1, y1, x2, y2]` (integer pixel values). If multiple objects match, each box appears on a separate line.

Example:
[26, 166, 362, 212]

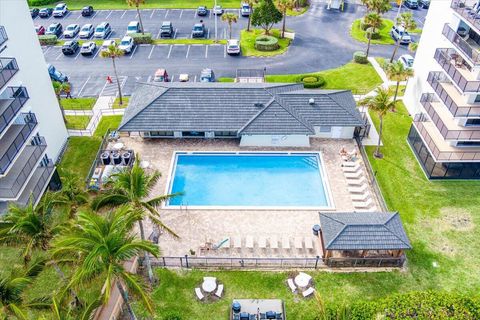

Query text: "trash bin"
[312, 224, 321, 236]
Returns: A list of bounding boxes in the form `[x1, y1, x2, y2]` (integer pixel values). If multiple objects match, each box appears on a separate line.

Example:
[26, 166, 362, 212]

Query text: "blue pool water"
[168, 153, 329, 207]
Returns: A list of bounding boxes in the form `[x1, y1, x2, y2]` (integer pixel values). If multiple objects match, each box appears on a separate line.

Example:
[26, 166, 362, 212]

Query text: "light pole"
[395, 0, 403, 22]
[214, 0, 218, 43]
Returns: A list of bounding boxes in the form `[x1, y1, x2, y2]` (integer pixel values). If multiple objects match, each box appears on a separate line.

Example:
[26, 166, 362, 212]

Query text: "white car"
[241, 3, 251, 16]
[399, 54, 414, 69]
[53, 3, 68, 17]
[118, 36, 135, 53]
[126, 21, 141, 35]
[101, 39, 116, 52]
[63, 24, 80, 38]
[391, 25, 411, 44]
[80, 42, 97, 55]
[179, 74, 189, 82]
[94, 22, 112, 39]
[79, 24, 94, 39]
[213, 5, 224, 15]
[226, 39, 241, 55]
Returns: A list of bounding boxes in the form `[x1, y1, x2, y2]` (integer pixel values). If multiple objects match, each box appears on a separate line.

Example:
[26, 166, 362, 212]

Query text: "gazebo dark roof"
[319, 212, 412, 250]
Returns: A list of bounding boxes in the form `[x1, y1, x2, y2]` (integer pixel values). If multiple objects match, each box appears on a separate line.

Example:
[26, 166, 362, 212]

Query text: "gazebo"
[318, 212, 412, 267]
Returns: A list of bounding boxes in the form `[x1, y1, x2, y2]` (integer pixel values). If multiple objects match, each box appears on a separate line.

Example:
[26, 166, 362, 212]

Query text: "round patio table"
[202, 280, 217, 293]
[294, 273, 310, 288]
[113, 142, 124, 150]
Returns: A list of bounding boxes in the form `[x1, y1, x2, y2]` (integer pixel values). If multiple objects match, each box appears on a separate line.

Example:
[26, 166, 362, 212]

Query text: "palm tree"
[52, 81, 69, 123]
[390, 12, 417, 62]
[126, 0, 145, 35]
[56, 171, 89, 218]
[51, 293, 100, 320]
[222, 13, 238, 39]
[92, 157, 179, 284]
[245, 0, 259, 32]
[361, 0, 391, 14]
[363, 12, 382, 58]
[51, 208, 160, 320]
[100, 44, 125, 106]
[358, 87, 395, 158]
[408, 41, 418, 53]
[276, 0, 294, 38]
[385, 60, 414, 103]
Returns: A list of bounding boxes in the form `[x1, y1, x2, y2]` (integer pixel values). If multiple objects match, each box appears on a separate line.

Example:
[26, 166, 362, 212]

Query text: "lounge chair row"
[342, 160, 377, 211]
[231, 235, 314, 250]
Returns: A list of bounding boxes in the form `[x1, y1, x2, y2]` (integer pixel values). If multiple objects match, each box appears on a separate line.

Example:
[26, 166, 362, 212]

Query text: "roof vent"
[254, 103, 264, 108]
[308, 98, 315, 105]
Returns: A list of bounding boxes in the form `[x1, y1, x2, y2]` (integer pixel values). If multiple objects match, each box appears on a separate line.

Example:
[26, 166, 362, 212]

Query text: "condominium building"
[0, 1, 68, 213]
[404, 0, 480, 179]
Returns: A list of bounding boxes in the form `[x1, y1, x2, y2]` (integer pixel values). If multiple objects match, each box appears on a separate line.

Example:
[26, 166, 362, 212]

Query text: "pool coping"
[162, 151, 335, 211]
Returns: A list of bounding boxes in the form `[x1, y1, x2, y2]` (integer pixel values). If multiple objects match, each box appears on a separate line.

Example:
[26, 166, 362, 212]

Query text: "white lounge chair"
[258, 236, 267, 249]
[351, 192, 370, 202]
[233, 236, 242, 248]
[195, 287, 204, 300]
[344, 170, 363, 179]
[353, 198, 374, 209]
[342, 164, 361, 173]
[287, 278, 297, 293]
[294, 237, 303, 249]
[346, 176, 367, 186]
[341, 161, 358, 167]
[282, 237, 290, 249]
[302, 287, 315, 298]
[348, 184, 368, 194]
[270, 235, 278, 249]
[215, 284, 224, 298]
[304, 237, 313, 250]
[245, 236, 254, 249]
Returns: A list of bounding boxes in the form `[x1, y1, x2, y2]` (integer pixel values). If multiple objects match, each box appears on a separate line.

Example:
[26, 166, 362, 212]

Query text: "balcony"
[451, 0, 480, 34]
[413, 116, 480, 161]
[420, 93, 480, 141]
[14, 158, 54, 207]
[0, 113, 38, 175]
[0, 58, 18, 90]
[0, 137, 47, 200]
[434, 48, 480, 92]
[0, 87, 29, 136]
[442, 23, 480, 65]
[0, 26, 7, 47]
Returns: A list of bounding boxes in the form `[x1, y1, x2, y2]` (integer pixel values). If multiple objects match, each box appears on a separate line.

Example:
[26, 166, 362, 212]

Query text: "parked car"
[192, 23, 206, 38]
[80, 41, 97, 55]
[160, 21, 174, 38]
[62, 40, 79, 55]
[35, 25, 46, 36]
[391, 25, 411, 44]
[153, 68, 169, 82]
[46, 23, 63, 37]
[38, 8, 53, 18]
[101, 39, 116, 52]
[81, 6, 94, 16]
[64, 24, 80, 38]
[200, 68, 215, 82]
[213, 5, 224, 15]
[179, 74, 189, 82]
[31, 8, 40, 18]
[197, 6, 208, 16]
[94, 22, 112, 39]
[398, 54, 414, 69]
[419, 0, 430, 8]
[53, 3, 68, 17]
[126, 21, 142, 35]
[118, 36, 135, 53]
[226, 39, 241, 55]
[404, 0, 418, 9]
[241, 3, 251, 16]
[79, 24, 94, 38]
[47, 64, 68, 82]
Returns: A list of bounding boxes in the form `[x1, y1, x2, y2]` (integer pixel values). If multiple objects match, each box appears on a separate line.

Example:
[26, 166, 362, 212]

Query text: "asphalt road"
[39, 0, 428, 97]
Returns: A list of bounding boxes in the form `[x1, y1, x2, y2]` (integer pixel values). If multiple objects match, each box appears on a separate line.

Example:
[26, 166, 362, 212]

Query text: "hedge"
[130, 33, 153, 44]
[296, 74, 325, 89]
[38, 35, 58, 46]
[353, 51, 368, 64]
[254, 35, 279, 51]
[366, 27, 380, 40]
[28, 0, 55, 6]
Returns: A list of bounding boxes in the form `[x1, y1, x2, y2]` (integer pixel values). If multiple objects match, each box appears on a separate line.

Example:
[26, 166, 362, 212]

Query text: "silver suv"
[391, 25, 411, 44]
[94, 22, 112, 39]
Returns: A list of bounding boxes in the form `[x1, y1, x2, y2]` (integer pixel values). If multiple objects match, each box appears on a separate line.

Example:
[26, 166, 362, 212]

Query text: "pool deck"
[108, 137, 381, 259]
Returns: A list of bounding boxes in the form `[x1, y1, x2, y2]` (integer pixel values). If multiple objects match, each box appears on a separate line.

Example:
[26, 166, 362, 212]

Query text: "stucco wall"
[313, 126, 355, 139]
[240, 135, 310, 147]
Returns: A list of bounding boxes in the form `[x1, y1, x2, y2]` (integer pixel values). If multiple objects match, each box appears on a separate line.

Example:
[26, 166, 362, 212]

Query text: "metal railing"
[442, 23, 480, 65]
[420, 94, 480, 141]
[0, 86, 29, 135]
[433, 48, 480, 92]
[0, 58, 18, 90]
[0, 26, 7, 47]
[28, 159, 54, 205]
[451, 0, 480, 34]
[325, 256, 406, 268]
[0, 113, 38, 175]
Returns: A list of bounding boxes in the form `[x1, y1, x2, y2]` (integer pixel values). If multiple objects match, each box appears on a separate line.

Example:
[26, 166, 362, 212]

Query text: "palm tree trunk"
[282, 12, 286, 38]
[390, 40, 400, 63]
[53, 262, 82, 306]
[375, 116, 383, 158]
[116, 281, 137, 320]
[247, 15, 251, 31]
[138, 220, 154, 284]
[394, 81, 400, 102]
[111, 57, 123, 105]
[366, 30, 372, 57]
[136, 6, 145, 35]
[229, 23, 232, 39]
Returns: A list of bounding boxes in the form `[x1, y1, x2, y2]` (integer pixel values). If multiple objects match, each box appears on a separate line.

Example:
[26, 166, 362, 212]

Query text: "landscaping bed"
[240, 29, 291, 57]
[351, 18, 395, 45]
[58, 136, 102, 179]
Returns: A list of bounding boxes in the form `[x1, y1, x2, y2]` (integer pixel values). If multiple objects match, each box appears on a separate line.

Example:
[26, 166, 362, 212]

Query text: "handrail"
[0, 58, 19, 90]
[442, 23, 480, 65]
[0, 86, 29, 135]
[433, 48, 480, 92]
[451, 0, 480, 35]
[0, 26, 7, 47]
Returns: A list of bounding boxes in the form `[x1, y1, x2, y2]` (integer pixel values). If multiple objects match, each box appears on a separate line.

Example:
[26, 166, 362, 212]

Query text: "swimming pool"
[166, 152, 332, 208]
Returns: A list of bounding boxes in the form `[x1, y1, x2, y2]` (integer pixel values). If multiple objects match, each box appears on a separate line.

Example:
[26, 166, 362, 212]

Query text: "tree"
[126, 0, 145, 35]
[385, 60, 414, 103]
[100, 44, 125, 106]
[276, 0, 295, 38]
[51, 208, 160, 320]
[245, 0, 259, 32]
[52, 81, 69, 123]
[222, 13, 238, 39]
[92, 158, 179, 284]
[363, 12, 382, 58]
[361, 0, 391, 14]
[56, 171, 89, 218]
[408, 41, 418, 53]
[358, 87, 395, 158]
[390, 12, 416, 62]
[251, 0, 283, 35]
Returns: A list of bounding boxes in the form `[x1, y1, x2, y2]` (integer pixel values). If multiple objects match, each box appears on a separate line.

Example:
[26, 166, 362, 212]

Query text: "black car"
[62, 40, 79, 55]
[197, 6, 208, 16]
[160, 21, 174, 38]
[404, 0, 418, 9]
[39, 8, 53, 18]
[419, 0, 429, 8]
[82, 6, 94, 16]
[192, 23, 206, 38]
[31, 8, 40, 18]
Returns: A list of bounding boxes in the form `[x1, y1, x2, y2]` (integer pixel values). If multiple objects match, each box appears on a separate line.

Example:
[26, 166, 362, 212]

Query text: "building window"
[319, 126, 331, 133]
[456, 141, 480, 146]
[214, 131, 237, 137]
[149, 131, 174, 137]
[182, 131, 205, 137]
[475, 95, 480, 103]
[465, 118, 480, 126]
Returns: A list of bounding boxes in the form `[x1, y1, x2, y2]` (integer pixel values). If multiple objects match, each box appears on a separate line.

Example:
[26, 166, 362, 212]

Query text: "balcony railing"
[420, 93, 480, 141]
[442, 23, 480, 65]
[0, 87, 29, 135]
[0, 58, 18, 90]
[434, 48, 480, 92]
[413, 117, 480, 161]
[0, 26, 7, 47]
[451, 0, 480, 34]
[0, 113, 38, 175]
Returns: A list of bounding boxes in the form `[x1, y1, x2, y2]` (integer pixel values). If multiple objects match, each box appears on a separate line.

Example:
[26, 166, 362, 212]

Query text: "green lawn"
[240, 29, 291, 57]
[112, 96, 130, 109]
[58, 136, 102, 179]
[388, 84, 406, 97]
[31, 0, 243, 9]
[351, 18, 395, 45]
[61, 97, 96, 110]
[286, 6, 308, 16]
[217, 77, 235, 82]
[94, 115, 123, 137]
[65, 115, 91, 130]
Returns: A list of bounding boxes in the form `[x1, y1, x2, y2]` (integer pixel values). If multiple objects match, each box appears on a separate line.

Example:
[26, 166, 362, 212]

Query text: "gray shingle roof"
[319, 212, 412, 250]
[119, 82, 365, 134]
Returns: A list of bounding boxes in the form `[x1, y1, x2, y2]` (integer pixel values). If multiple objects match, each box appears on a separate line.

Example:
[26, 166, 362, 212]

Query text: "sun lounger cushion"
[233, 237, 242, 248]
[259, 236, 267, 248]
[305, 237, 313, 249]
[282, 237, 290, 249]
[246, 236, 254, 248]
[294, 237, 303, 249]
[270, 236, 278, 249]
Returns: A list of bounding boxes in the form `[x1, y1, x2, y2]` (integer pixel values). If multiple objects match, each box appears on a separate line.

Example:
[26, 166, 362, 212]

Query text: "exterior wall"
[0, 0, 68, 162]
[240, 135, 310, 147]
[313, 126, 355, 139]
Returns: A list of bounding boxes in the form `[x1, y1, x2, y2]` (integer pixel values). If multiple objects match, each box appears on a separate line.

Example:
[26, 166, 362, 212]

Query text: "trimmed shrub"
[130, 32, 153, 44]
[353, 51, 368, 64]
[254, 35, 279, 51]
[366, 27, 380, 40]
[296, 74, 325, 89]
[38, 35, 58, 46]
[28, 0, 55, 6]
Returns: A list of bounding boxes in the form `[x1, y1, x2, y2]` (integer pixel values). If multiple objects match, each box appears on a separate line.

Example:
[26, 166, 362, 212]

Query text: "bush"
[162, 311, 182, 320]
[366, 27, 380, 40]
[296, 75, 325, 88]
[38, 35, 58, 46]
[353, 51, 368, 64]
[130, 33, 153, 44]
[28, 0, 55, 6]
[254, 35, 279, 51]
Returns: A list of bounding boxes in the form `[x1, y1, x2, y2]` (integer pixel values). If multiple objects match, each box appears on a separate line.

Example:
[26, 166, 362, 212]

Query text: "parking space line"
[55, 52, 63, 60]
[43, 46, 52, 54]
[167, 45, 173, 58]
[174, 28, 178, 38]
[150, 9, 156, 18]
[224, 45, 226, 58]
[130, 46, 138, 59]
[91, 11, 99, 19]
[165, 10, 169, 18]
[77, 76, 91, 97]
[74, 50, 82, 60]
[120, 10, 127, 19]
[194, 10, 197, 18]
[76, 14, 82, 20]
[207, 29, 210, 39]
[92, 47, 101, 59]
[194, 75, 197, 82]
[205, 45, 208, 58]
[156, 28, 162, 39]
[185, 45, 190, 58]
[148, 45, 155, 59]
[171, 75, 175, 82]
[179, 10, 183, 18]
[147, 75, 152, 82]
[106, 10, 113, 19]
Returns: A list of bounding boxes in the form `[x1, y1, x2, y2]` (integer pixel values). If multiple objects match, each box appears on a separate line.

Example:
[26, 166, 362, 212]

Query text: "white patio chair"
[346, 176, 367, 186]
[351, 192, 370, 202]
[341, 161, 358, 167]
[294, 237, 303, 249]
[215, 284, 224, 298]
[304, 237, 313, 250]
[195, 287, 204, 300]
[348, 184, 368, 194]
[287, 278, 297, 293]
[245, 236, 254, 249]
[258, 236, 267, 249]
[270, 235, 279, 249]
[302, 287, 315, 298]
[344, 170, 363, 179]
[282, 237, 290, 249]
[353, 198, 374, 209]
[233, 236, 242, 249]
[342, 164, 361, 173]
